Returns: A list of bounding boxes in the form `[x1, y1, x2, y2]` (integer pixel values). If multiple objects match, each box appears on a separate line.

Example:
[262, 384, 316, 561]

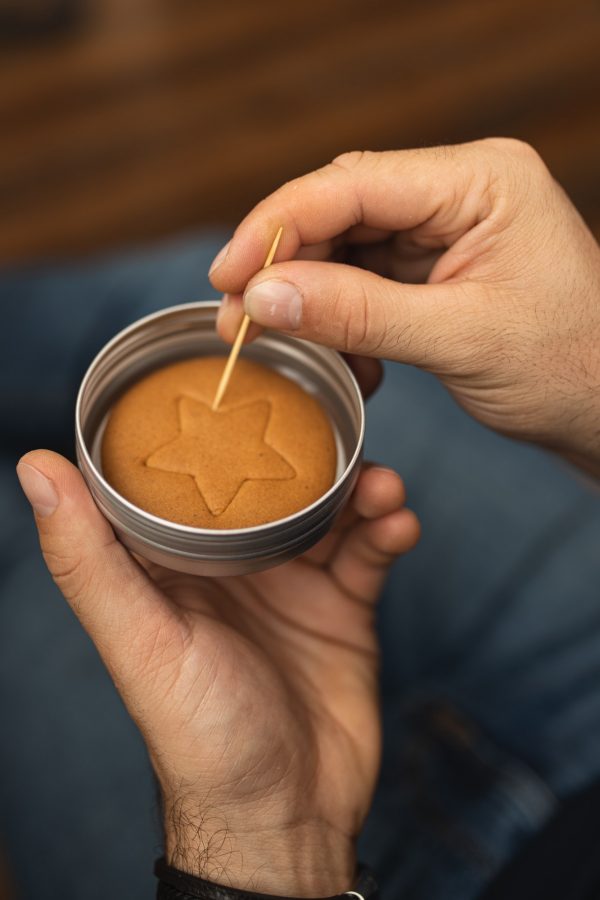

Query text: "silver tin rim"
[75, 301, 365, 575]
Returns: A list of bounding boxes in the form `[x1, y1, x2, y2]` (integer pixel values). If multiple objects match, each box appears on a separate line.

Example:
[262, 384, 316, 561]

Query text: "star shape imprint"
[145, 397, 296, 517]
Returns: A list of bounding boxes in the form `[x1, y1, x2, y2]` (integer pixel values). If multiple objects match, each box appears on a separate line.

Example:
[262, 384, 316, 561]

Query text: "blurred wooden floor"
[0, 0, 599, 264]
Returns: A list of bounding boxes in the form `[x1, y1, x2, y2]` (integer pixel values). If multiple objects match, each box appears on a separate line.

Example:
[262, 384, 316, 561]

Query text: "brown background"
[1, 0, 599, 265]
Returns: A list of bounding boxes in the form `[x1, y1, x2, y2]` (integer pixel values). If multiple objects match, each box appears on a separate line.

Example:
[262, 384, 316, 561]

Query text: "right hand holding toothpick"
[212, 140, 600, 478]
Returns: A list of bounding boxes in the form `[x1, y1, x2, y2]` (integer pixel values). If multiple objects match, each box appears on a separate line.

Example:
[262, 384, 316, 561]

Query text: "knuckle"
[474, 139, 552, 216]
[501, 137, 542, 162]
[330, 149, 371, 172]
[483, 137, 548, 175]
[330, 281, 373, 353]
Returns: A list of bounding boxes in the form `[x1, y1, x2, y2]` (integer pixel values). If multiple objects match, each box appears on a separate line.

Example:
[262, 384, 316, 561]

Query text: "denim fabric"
[360, 366, 600, 898]
[0, 236, 599, 900]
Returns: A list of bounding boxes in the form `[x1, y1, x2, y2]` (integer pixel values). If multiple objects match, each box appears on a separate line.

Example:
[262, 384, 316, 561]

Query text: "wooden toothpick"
[212, 225, 284, 411]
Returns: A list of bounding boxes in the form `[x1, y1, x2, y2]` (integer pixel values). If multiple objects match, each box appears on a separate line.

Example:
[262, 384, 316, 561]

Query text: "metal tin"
[76, 301, 364, 576]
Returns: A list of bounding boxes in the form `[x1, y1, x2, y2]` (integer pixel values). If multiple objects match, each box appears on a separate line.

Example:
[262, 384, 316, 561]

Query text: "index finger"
[209, 141, 505, 295]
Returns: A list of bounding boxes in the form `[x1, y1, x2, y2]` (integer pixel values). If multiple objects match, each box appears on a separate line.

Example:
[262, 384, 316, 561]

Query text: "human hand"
[212, 140, 600, 476]
[16, 451, 419, 896]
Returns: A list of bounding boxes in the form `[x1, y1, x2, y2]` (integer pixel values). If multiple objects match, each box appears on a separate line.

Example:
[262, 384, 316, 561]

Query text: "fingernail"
[208, 240, 231, 276]
[16, 462, 59, 518]
[244, 280, 302, 330]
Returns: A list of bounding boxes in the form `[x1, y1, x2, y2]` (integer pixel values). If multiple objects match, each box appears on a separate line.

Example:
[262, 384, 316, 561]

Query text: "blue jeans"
[1, 237, 599, 900]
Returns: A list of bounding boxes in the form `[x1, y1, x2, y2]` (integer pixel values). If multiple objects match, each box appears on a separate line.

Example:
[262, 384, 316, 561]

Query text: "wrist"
[155, 858, 378, 900]
[163, 803, 356, 897]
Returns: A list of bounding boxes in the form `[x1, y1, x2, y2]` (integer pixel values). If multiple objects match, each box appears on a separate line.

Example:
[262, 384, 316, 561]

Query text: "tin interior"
[81, 303, 361, 494]
[76, 302, 364, 572]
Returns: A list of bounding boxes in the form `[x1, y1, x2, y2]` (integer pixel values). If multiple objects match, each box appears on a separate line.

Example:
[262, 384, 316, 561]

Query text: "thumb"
[242, 260, 470, 369]
[16, 450, 184, 693]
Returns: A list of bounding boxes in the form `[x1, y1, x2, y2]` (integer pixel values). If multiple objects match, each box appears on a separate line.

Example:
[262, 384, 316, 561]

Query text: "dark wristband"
[154, 857, 378, 900]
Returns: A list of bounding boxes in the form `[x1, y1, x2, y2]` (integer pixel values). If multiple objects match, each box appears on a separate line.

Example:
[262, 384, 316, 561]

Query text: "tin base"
[76, 302, 364, 575]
